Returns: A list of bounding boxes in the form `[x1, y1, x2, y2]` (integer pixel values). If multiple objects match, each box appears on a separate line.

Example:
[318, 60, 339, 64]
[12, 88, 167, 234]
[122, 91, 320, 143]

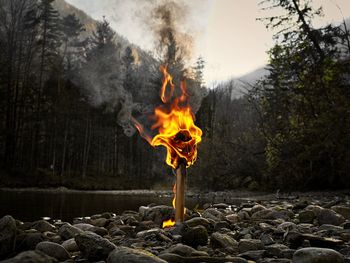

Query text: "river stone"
[317, 209, 345, 226]
[1, 250, 58, 263]
[260, 233, 275, 246]
[75, 231, 116, 260]
[58, 223, 83, 240]
[181, 225, 208, 247]
[293, 247, 344, 263]
[298, 210, 316, 223]
[107, 246, 167, 263]
[238, 239, 264, 253]
[74, 223, 108, 236]
[251, 204, 267, 214]
[61, 238, 79, 252]
[16, 232, 45, 251]
[163, 243, 208, 257]
[36, 241, 71, 261]
[0, 215, 17, 257]
[265, 243, 289, 257]
[332, 206, 350, 220]
[185, 217, 211, 229]
[202, 208, 224, 222]
[32, 220, 55, 232]
[159, 253, 248, 263]
[74, 223, 94, 231]
[139, 205, 174, 225]
[238, 250, 266, 261]
[210, 232, 238, 253]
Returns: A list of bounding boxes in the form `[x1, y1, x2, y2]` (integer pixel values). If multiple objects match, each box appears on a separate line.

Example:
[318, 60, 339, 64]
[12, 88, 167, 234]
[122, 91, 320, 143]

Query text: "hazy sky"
[66, 0, 350, 84]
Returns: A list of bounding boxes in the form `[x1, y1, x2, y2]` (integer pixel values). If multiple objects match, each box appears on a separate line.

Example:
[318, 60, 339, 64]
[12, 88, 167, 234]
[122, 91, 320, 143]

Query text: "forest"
[0, 0, 350, 191]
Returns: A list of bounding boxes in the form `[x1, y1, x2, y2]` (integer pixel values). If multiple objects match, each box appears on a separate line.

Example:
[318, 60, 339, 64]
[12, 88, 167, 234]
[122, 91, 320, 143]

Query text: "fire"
[151, 74, 202, 169]
[134, 65, 202, 228]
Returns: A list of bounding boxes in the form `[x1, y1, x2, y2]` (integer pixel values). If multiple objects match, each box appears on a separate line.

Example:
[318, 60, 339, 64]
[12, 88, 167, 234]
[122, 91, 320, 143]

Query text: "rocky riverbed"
[0, 194, 350, 263]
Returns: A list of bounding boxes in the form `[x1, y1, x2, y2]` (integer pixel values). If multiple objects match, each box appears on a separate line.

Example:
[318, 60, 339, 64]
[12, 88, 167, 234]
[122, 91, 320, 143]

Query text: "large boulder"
[75, 231, 116, 260]
[35, 241, 71, 261]
[1, 250, 58, 263]
[0, 215, 17, 258]
[293, 247, 344, 263]
[107, 246, 167, 263]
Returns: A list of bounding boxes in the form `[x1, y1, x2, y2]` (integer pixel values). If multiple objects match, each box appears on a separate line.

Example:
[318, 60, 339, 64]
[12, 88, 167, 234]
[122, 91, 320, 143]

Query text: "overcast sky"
[65, 0, 350, 84]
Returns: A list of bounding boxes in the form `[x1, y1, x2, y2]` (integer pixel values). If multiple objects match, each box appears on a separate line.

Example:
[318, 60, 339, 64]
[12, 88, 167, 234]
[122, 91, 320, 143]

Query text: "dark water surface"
[0, 189, 206, 222]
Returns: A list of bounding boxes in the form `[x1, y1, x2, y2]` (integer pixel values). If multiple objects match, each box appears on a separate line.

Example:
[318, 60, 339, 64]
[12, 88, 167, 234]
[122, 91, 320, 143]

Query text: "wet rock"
[107, 246, 167, 263]
[317, 209, 345, 226]
[58, 223, 83, 240]
[332, 206, 350, 220]
[1, 250, 58, 263]
[61, 238, 79, 252]
[32, 220, 55, 232]
[238, 238, 264, 253]
[35, 241, 71, 261]
[298, 210, 316, 224]
[181, 225, 208, 247]
[293, 247, 344, 263]
[0, 215, 17, 257]
[210, 232, 238, 253]
[75, 231, 116, 260]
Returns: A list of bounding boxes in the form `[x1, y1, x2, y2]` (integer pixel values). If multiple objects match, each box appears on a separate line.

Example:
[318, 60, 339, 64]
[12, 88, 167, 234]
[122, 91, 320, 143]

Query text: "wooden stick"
[175, 162, 186, 222]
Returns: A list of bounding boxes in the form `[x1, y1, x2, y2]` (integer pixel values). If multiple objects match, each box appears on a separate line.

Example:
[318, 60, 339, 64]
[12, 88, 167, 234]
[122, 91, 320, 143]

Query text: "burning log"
[133, 65, 202, 227]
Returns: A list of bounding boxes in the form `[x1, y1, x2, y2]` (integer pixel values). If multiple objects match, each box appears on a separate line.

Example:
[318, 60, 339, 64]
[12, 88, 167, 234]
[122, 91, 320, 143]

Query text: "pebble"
[0, 194, 349, 262]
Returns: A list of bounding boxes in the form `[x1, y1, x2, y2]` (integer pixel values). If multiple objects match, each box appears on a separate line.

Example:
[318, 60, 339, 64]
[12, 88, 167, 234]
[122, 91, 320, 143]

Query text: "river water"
[0, 189, 206, 222]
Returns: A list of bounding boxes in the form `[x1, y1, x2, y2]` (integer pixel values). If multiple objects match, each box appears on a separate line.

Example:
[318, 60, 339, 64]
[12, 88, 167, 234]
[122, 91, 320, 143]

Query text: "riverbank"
[0, 193, 349, 262]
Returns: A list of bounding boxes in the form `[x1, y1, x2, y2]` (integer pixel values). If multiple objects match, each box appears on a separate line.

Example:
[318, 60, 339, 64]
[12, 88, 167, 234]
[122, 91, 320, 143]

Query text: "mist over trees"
[0, 0, 349, 191]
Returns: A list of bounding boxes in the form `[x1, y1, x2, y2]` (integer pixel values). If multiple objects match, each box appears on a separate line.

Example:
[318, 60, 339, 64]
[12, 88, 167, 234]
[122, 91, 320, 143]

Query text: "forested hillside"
[0, 0, 349, 191]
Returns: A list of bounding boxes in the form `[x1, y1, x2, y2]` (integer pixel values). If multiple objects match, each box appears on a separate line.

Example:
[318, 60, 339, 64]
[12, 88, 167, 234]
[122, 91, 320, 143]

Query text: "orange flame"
[151, 72, 202, 169]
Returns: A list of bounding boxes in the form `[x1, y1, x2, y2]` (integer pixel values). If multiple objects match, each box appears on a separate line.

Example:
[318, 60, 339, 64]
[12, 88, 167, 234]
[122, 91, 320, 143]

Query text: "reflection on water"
[0, 190, 204, 222]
